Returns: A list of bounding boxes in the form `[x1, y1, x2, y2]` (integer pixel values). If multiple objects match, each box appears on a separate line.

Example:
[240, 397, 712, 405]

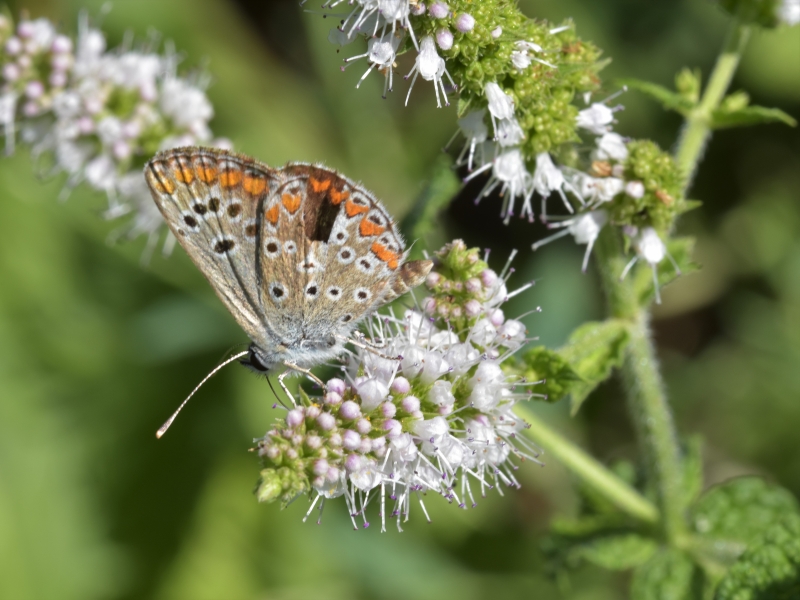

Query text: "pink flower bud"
[436, 29, 453, 50]
[286, 409, 304, 428]
[339, 400, 361, 420]
[429, 2, 449, 18]
[455, 13, 476, 32]
[316, 412, 336, 430]
[342, 429, 361, 450]
[391, 376, 410, 394]
[327, 377, 346, 395]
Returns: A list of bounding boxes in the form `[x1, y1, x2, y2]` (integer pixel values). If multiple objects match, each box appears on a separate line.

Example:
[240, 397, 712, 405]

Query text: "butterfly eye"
[284, 241, 297, 254]
[341, 314, 353, 323]
[326, 286, 342, 301]
[305, 283, 319, 298]
[208, 197, 221, 212]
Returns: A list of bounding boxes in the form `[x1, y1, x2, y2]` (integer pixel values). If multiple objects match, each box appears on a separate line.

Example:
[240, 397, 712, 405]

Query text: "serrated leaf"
[560, 319, 630, 415]
[632, 548, 697, 600]
[714, 513, 800, 600]
[515, 346, 581, 403]
[711, 105, 797, 129]
[635, 236, 700, 305]
[691, 477, 800, 567]
[619, 78, 695, 115]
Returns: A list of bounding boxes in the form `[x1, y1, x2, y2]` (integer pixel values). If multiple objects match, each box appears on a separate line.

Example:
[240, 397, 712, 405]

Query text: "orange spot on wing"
[220, 168, 243, 188]
[196, 163, 218, 184]
[345, 199, 369, 217]
[359, 219, 386, 237]
[243, 174, 267, 196]
[371, 242, 400, 270]
[171, 159, 194, 184]
[149, 165, 176, 194]
[265, 204, 280, 224]
[281, 193, 301, 214]
[309, 177, 331, 192]
[329, 188, 349, 205]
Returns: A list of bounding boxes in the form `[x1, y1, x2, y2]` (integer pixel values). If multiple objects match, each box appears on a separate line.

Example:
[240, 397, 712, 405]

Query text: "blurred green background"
[0, 1, 798, 598]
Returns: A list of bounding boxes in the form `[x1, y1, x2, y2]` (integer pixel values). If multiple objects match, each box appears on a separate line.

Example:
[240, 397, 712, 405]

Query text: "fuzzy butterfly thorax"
[145, 147, 432, 374]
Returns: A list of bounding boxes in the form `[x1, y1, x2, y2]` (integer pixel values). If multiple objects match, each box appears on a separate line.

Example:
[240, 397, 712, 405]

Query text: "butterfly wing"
[145, 147, 282, 346]
[276, 164, 433, 342]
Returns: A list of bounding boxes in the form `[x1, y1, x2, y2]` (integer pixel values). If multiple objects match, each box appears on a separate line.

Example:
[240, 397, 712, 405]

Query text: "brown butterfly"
[144, 147, 432, 434]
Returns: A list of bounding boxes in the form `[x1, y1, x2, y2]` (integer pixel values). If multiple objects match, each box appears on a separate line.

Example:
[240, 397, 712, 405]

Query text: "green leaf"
[632, 548, 697, 600]
[579, 533, 658, 571]
[400, 154, 460, 255]
[560, 319, 630, 415]
[711, 105, 797, 129]
[619, 78, 695, 115]
[714, 513, 800, 600]
[635, 236, 700, 305]
[691, 477, 800, 566]
[515, 346, 581, 403]
[681, 436, 704, 506]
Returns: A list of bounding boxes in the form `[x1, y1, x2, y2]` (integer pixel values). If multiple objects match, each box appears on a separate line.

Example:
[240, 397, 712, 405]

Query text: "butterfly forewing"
[145, 147, 433, 370]
[145, 148, 276, 344]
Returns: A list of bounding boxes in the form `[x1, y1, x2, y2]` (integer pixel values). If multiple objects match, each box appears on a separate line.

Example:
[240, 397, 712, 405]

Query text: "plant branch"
[594, 228, 688, 543]
[674, 17, 751, 188]
[517, 404, 659, 525]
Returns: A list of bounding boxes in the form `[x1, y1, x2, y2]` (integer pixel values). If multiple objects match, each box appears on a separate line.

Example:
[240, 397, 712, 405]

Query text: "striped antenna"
[156, 350, 249, 438]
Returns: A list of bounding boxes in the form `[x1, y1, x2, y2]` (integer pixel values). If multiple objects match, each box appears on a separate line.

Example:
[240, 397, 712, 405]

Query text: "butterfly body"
[145, 147, 432, 375]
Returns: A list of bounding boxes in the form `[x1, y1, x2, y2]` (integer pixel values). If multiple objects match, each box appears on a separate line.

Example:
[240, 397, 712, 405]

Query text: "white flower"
[510, 40, 556, 70]
[577, 102, 615, 135]
[455, 110, 488, 171]
[256, 246, 543, 529]
[405, 36, 455, 107]
[464, 148, 533, 224]
[485, 82, 515, 123]
[620, 227, 681, 304]
[529, 152, 583, 221]
[345, 33, 402, 97]
[595, 132, 628, 161]
[532, 210, 608, 272]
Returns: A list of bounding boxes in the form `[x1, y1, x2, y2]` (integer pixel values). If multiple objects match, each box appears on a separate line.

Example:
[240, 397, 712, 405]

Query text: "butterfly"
[145, 147, 432, 434]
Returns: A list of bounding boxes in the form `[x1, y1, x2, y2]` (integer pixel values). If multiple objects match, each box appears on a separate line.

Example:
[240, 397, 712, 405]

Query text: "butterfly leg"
[276, 371, 298, 406]
[335, 333, 400, 361]
[282, 361, 327, 391]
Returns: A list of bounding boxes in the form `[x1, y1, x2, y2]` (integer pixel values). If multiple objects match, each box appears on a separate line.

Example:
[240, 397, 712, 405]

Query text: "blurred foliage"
[0, 0, 798, 599]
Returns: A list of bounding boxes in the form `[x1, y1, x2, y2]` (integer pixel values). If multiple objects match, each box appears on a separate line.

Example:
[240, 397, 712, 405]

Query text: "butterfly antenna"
[156, 350, 249, 438]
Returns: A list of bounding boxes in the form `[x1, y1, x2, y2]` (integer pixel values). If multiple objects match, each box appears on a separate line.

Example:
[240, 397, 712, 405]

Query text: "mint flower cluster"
[317, 0, 687, 297]
[255, 241, 541, 531]
[0, 13, 227, 248]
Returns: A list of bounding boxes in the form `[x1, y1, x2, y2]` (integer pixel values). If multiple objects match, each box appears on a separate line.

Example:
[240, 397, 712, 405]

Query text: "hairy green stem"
[675, 17, 751, 186]
[594, 228, 688, 542]
[517, 405, 659, 524]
